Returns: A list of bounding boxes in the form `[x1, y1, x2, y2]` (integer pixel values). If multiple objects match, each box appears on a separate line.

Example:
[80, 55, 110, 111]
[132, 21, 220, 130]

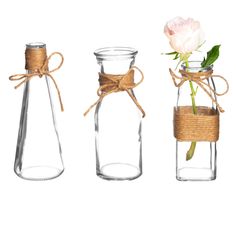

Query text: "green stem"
[186, 141, 196, 161]
[189, 81, 197, 114]
[185, 60, 197, 161]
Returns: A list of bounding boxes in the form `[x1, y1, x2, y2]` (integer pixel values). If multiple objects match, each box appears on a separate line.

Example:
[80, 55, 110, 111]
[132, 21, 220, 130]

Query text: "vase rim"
[94, 46, 138, 60]
[181, 61, 213, 71]
[26, 42, 46, 49]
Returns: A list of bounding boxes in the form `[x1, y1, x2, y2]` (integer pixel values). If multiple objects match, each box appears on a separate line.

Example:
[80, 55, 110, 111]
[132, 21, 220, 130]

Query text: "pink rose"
[164, 17, 204, 54]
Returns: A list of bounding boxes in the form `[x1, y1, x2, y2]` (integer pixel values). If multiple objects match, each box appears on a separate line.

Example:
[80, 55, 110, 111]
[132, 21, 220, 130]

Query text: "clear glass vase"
[94, 47, 143, 180]
[175, 61, 218, 181]
[13, 42, 64, 180]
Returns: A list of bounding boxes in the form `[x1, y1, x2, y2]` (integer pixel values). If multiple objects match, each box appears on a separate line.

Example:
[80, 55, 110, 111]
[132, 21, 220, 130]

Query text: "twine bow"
[9, 52, 64, 111]
[84, 66, 145, 117]
[169, 68, 229, 112]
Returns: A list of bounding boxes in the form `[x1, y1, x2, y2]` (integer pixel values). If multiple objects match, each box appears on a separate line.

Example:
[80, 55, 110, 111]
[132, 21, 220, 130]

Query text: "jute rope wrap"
[84, 66, 145, 117]
[9, 47, 64, 111]
[174, 106, 219, 142]
[169, 68, 229, 142]
[169, 68, 229, 113]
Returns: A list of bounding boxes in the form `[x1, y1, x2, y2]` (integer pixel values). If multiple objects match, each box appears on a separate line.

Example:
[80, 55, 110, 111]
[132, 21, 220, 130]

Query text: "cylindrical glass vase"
[94, 47, 143, 180]
[175, 61, 218, 181]
[13, 42, 64, 180]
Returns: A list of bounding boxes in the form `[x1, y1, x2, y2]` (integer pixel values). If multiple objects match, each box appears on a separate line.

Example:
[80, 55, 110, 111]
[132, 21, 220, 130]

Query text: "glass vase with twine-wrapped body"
[170, 61, 228, 181]
[85, 47, 145, 180]
[9, 42, 64, 180]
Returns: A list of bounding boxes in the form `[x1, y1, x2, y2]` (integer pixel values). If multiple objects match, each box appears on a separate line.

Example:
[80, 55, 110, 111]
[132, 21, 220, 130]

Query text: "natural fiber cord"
[174, 106, 219, 142]
[169, 68, 228, 142]
[84, 66, 145, 117]
[9, 47, 64, 111]
[169, 68, 229, 113]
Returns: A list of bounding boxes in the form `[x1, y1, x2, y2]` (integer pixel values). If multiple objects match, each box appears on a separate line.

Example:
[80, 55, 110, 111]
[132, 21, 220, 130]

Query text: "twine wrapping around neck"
[169, 68, 229, 113]
[9, 47, 64, 111]
[84, 66, 145, 117]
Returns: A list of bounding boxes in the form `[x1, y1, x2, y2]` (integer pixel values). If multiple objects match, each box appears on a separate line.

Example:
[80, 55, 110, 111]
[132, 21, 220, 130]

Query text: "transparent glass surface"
[94, 47, 142, 180]
[176, 61, 217, 181]
[14, 43, 64, 180]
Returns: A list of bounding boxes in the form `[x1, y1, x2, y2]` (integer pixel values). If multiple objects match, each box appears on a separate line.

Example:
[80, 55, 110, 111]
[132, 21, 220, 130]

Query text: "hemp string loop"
[84, 66, 145, 117]
[9, 48, 64, 111]
[169, 68, 229, 113]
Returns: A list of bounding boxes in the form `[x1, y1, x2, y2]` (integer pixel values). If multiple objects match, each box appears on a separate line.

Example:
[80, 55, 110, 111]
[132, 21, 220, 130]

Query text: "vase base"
[15, 165, 64, 181]
[177, 167, 216, 181]
[97, 163, 141, 181]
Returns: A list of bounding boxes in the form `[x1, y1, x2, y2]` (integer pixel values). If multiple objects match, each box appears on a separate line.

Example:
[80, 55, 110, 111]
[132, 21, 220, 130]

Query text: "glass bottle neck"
[94, 47, 137, 74]
[26, 42, 46, 49]
[181, 61, 213, 72]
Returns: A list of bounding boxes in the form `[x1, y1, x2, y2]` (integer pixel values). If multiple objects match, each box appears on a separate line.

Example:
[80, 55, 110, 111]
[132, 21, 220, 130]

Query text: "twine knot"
[117, 76, 132, 90]
[84, 66, 145, 117]
[169, 68, 229, 113]
[9, 48, 64, 111]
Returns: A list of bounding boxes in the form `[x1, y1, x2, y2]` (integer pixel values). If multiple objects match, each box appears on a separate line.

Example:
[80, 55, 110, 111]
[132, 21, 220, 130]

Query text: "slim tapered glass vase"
[13, 42, 64, 180]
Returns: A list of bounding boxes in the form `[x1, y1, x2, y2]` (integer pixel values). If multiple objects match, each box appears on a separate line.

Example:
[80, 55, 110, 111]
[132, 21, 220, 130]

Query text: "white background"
[0, 0, 235, 235]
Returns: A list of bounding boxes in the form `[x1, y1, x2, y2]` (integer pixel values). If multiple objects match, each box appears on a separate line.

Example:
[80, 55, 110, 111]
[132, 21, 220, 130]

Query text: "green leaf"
[162, 51, 180, 61]
[165, 51, 178, 55]
[173, 53, 179, 60]
[201, 45, 221, 68]
[202, 57, 206, 65]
